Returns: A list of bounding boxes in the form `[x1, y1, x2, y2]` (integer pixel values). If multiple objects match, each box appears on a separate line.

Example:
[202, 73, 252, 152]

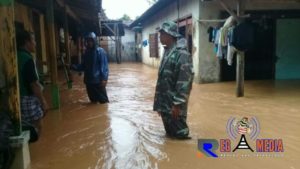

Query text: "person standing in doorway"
[72, 32, 109, 104]
[153, 21, 194, 139]
[16, 30, 48, 131]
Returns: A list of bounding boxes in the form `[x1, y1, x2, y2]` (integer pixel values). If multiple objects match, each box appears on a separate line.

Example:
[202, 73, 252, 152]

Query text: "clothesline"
[197, 14, 251, 24]
[197, 19, 227, 23]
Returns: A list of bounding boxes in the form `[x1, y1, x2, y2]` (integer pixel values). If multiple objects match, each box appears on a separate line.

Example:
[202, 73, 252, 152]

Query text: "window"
[149, 33, 159, 58]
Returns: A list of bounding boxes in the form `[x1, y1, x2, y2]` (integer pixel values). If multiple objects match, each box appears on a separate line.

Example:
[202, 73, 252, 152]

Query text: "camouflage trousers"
[161, 113, 190, 139]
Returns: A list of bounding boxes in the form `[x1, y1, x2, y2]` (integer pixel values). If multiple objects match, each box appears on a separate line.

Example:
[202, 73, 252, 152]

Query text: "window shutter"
[149, 33, 158, 58]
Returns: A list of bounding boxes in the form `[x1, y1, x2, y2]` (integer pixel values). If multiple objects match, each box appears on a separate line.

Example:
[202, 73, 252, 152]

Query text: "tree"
[145, 0, 158, 5]
[119, 14, 132, 21]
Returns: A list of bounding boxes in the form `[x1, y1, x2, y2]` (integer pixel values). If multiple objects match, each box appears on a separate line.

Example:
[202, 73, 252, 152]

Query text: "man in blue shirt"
[73, 32, 109, 104]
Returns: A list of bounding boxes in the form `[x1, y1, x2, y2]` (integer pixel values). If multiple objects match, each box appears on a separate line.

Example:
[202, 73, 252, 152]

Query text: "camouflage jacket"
[153, 39, 194, 115]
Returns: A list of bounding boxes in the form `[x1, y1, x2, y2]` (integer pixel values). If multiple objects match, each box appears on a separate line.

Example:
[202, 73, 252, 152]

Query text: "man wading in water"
[153, 21, 194, 139]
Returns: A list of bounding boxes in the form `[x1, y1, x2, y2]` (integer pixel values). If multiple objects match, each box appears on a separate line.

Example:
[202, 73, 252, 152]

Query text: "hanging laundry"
[212, 28, 218, 43]
[220, 27, 228, 47]
[215, 29, 223, 58]
[227, 42, 236, 66]
[223, 16, 236, 28]
[216, 27, 229, 58]
[207, 27, 214, 42]
[227, 27, 236, 66]
[231, 22, 255, 51]
[142, 40, 148, 47]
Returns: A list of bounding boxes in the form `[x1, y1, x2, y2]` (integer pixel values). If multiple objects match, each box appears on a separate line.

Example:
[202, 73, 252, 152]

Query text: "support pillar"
[0, 0, 21, 135]
[1, 1, 31, 169]
[236, 51, 245, 97]
[64, 6, 72, 89]
[236, 0, 245, 97]
[46, 0, 60, 109]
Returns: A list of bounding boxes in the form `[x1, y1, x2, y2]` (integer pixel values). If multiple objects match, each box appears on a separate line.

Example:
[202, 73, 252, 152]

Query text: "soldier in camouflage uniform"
[153, 21, 194, 139]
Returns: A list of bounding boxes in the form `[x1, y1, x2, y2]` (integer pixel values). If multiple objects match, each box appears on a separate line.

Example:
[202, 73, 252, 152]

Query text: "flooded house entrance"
[221, 10, 300, 81]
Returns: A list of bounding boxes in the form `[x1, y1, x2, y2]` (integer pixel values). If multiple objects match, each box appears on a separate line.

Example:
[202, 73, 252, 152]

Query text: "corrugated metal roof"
[17, 0, 102, 34]
[130, 0, 173, 28]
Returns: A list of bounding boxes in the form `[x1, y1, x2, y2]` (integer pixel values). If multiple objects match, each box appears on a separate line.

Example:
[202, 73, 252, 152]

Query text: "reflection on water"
[30, 63, 300, 169]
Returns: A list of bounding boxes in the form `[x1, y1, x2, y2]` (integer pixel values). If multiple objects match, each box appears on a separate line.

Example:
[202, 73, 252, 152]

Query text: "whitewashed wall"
[140, 0, 300, 83]
[140, 0, 201, 82]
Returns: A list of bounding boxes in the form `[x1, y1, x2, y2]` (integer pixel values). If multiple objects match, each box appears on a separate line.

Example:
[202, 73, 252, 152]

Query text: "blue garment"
[142, 40, 148, 47]
[73, 47, 109, 84]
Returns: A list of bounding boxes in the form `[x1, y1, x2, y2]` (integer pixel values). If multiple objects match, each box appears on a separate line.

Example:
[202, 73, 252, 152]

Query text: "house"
[121, 21, 139, 62]
[1, 0, 109, 167]
[0, 2, 104, 164]
[102, 21, 137, 62]
[130, 0, 300, 84]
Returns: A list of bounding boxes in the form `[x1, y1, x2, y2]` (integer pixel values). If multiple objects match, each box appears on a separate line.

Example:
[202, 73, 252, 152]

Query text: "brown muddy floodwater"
[30, 63, 300, 169]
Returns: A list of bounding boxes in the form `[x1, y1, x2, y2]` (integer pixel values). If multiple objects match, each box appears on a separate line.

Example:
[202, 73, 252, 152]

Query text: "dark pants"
[86, 84, 109, 103]
[161, 113, 189, 139]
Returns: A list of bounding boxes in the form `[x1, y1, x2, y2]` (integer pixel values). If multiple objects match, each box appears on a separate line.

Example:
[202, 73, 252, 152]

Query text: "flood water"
[30, 63, 300, 169]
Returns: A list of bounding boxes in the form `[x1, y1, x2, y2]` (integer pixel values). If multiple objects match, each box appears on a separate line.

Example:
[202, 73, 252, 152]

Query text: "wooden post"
[118, 33, 122, 63]
[77, 36, 82, 64]
[114, 23, 118, 63]
[39, 15, 48, 75]
[236, 0, 245, 97]
[64, 6, 72, 89]
[81, 37, 84, 62]
[0, 0, 21, 135]
[46, 0, 60, 109]
[64, 6, 70, 65]
[236, 51, 245, 97]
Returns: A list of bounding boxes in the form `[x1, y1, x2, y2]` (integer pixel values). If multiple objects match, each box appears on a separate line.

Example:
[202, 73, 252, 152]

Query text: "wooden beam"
[103, 23, 116, 36]
[218, 0, 240, 22]
[236, 0, 245, 97]
[64, 6, 70, 65]
[63, 6, 72, 89]
[46, 0, 57, 84]
[236, 51, 245, 97]
[46, 0, 60, 109]
[198, 19, 227, 23]
[77, 36, 82, 64]
[56, 0, 81, 23]
[39, 14, 48, 74]
[0, 0, 22, 135]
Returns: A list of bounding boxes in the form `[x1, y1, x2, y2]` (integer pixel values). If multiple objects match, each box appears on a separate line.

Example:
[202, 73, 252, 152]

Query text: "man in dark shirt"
[16, 30, 48, 130]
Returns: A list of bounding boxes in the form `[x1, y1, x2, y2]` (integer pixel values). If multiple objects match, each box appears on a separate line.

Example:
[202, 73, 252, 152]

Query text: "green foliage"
[119, 14, 132, 21]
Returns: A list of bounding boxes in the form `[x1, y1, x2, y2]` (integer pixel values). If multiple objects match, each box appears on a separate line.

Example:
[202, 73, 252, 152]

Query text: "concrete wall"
[107, 38, 116, 62]
[198, 0, 300, 83]
[276, 19, 300, 79]
[141, 0, 201, 82]
[121, 28, 137, 62]
[198, 2, 222, 83]
[140, 0, 300, 83]
[106, 28, 136, 62]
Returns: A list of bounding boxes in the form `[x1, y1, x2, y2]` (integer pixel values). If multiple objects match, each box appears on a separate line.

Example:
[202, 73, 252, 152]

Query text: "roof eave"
[129, 0, 173, 28]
